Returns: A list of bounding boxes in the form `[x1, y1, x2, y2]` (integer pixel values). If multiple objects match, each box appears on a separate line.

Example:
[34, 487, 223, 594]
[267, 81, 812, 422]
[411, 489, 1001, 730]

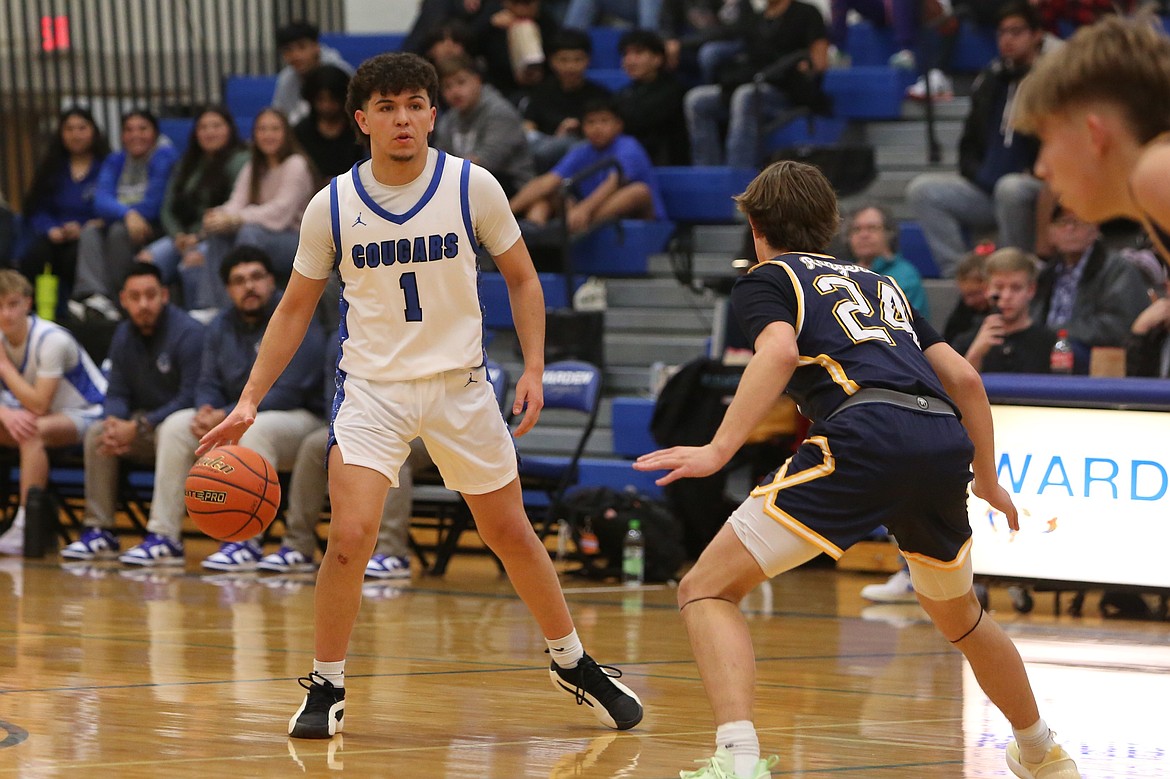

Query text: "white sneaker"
[860, 569, 917, 603]
[0, 509, 25, 556]
[83, 293, 121, 322]
[1007, 738, 1082, 778]
[257, 546, 316, 573]
[888, 48, 916, 70]
[906, 69, 954, 102]
[201, 540, 262, 572]
[364, 554, 411, 580]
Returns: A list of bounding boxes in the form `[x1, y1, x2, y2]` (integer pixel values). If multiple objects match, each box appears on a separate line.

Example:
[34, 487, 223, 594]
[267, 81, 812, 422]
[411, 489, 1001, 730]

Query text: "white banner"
[969, 404, 1170, 589]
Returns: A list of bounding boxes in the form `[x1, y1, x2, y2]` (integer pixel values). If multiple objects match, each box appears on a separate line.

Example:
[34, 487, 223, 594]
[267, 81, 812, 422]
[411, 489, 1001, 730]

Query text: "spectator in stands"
[258, 335, 424, 580]
[656, 0, 724, 76]
[184, 109, 316, 311]
[509, 97, 665, 234]
[521, 30, 611, 172]
[60, 263, 205, 561]
[118, 246, 324, 569]
[683, 0, 829, 168]
[136, 107, 248, 288]
[1126, 280, 1170, 378]
[943, 248, 992, 344]
[475, 0, 560, 100]
[1030, 204, 1150, 373]
[70, 110, 179, 323]
[830, 0, 923, 70]
[906, 2, 1047, 278]
[614, 29, 689, 166]
[294, 65, 366, 181]
[18, 108, 110, 309]
[405, 0, 484, 57]
[844, 204, 930, 316]
[0, 192, 12, 267]
[273, 20, 355, 126]
[564, 0, 662, 31]
[434, 54, 536, 196]
[0, 270, 106, 555]
[953, 247, 1054, 373]
[419, 20, 477, 69]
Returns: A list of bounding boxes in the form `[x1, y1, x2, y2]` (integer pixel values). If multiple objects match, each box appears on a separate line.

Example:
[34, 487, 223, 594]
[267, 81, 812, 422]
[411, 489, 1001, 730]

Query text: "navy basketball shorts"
[743, 403, 975, 567]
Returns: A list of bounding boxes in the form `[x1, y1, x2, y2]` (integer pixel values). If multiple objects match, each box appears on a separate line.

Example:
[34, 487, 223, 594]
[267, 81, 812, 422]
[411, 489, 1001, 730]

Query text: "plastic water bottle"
[35, 264, 57, 321]
[1050, 329, 1074, 375]
[622, 519, 644, 586]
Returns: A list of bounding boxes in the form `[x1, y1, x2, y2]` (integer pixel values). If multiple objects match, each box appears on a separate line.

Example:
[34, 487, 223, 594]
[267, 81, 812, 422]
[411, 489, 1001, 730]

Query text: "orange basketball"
[184, 445, 281, 542]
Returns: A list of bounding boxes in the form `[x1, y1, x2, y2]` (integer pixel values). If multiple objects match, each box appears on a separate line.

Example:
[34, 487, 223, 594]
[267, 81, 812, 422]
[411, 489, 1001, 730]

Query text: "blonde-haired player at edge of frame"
[194, 51, 642, 741]
[634, 160, 1081, 779]
[1013, 13, 1170, 263]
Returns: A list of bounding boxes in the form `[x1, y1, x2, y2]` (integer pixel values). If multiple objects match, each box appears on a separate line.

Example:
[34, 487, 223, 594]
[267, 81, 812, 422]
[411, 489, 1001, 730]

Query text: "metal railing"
[1, 0, 344, 208]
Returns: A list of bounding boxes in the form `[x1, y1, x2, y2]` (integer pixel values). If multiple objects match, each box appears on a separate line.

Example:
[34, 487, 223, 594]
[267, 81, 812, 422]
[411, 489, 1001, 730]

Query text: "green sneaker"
[680, 746, 779, 779]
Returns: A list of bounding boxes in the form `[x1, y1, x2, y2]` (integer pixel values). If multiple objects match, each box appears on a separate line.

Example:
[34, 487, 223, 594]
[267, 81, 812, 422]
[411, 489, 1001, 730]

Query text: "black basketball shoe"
[549, 653, 643, 730]
[288, 672, 345, 739]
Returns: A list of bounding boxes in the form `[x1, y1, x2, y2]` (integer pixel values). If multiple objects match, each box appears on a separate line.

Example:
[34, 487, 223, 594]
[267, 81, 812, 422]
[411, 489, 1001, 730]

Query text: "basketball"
[184, 445, 281, 542]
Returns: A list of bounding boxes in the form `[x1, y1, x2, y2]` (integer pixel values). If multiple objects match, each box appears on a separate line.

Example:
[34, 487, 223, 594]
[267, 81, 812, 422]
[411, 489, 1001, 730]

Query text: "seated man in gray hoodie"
[432, 53, 535, 197]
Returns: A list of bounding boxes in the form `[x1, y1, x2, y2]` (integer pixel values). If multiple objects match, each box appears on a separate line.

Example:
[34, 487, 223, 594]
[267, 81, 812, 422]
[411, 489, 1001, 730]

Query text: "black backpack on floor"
[561, 486, 685, 583]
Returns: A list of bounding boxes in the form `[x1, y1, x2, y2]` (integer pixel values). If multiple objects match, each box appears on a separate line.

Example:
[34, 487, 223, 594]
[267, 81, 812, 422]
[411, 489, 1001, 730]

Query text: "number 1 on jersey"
[400, 272, 423, 322]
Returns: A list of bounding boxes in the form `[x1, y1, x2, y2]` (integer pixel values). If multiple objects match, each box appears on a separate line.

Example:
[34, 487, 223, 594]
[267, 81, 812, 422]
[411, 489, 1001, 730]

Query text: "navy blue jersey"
[732, 253, 952, 421]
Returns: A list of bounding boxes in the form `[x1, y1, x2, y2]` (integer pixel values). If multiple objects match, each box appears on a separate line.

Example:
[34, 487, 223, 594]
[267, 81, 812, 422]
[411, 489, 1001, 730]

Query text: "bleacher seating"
[898, 220, 941, 279]
[610, 396, 656, 458]
[823, 67, 913, 120]
[319, 32, 407, 67]
[587, 27, 623, 70]
[843, 18, 999, 74]
[479, 271, 577, 329]
[655, 167, 756, 224]
[223, 74, 277, 121]
[569, 220, 675, 276]
[159, 117, 195, 157]
[766, 114, 847, 149]
[585, 68, 630, 92]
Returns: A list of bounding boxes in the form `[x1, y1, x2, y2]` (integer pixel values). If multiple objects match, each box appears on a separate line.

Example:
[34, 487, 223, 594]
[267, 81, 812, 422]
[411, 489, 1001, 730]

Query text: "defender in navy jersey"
[197, 53, 641, 742]
[635, 162, 1080, 779]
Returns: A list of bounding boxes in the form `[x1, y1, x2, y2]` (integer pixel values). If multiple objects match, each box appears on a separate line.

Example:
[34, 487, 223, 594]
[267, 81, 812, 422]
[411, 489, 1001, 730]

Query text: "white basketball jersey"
[329, 151, 484, 383]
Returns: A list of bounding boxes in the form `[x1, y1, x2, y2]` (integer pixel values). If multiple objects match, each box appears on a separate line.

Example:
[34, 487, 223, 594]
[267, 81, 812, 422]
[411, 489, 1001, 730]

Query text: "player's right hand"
[196, 403, 256, 455]
[972, 478, 1019, 531]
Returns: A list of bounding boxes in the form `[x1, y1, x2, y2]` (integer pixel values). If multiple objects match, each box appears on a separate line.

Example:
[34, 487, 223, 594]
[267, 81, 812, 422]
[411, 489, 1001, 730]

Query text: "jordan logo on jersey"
[352, 211, 367, 227]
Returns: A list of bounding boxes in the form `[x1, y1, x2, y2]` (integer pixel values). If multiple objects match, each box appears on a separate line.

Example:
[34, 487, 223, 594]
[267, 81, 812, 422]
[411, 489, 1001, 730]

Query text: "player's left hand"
[511, 369, 544, 437]
[634, 444, 728, 486]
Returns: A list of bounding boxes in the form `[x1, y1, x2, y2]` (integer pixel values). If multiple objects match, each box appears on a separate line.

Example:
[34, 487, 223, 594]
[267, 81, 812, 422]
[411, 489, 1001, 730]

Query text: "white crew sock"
[313, 659, 346, 688]
[716, 720, 760, 777]
[546, 629, 584, 669]
[1013, 718, 1055, 763]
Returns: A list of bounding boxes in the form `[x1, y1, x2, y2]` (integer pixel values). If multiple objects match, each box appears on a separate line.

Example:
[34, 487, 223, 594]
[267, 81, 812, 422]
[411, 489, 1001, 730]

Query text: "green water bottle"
[35, 264, 58, 321]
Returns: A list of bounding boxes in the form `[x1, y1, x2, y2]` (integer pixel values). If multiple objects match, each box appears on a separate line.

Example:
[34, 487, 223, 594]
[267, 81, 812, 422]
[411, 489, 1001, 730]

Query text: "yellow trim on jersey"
[775, 262, 805, 337]
[797, 354, 861, 395]
[760, 500, 845, 559]
[751, 436, 835, 496]
[901, 537, 974, 570]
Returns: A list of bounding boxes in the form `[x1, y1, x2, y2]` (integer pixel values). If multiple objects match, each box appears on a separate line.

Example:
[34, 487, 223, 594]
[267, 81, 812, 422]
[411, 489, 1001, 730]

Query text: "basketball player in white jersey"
[0, 269, 106, 555]
[198, 53, 643, 740]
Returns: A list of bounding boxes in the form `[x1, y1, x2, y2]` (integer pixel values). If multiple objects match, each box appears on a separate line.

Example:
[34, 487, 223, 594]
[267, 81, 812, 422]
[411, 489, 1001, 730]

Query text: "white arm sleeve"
[467, 164, 523, 258]
[292, 185, 337, 280]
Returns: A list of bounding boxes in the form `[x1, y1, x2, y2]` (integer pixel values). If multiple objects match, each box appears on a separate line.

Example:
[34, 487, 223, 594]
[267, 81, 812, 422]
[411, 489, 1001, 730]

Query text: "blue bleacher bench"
[158, 117, 195, 158]
[319, 32, 407, 68]
[480, 272, 577, 330]
[611, 397, 657, 458]
[898, 220, 941, 279]
[823, 67, 912, 120]
[588, 27, 623, 70]
[223, 75, 278, 121]
[576, 458, 664, 499]
[844, 18, 998, 74]
[766, 115, 847, 149]
[655, 167, 756, 225]
[585, 68, 631, 92]
[570, 220, 675, 276]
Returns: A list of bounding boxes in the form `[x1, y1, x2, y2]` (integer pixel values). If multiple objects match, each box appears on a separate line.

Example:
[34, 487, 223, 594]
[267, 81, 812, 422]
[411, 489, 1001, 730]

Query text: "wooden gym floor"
[0, 540, 1167, 778]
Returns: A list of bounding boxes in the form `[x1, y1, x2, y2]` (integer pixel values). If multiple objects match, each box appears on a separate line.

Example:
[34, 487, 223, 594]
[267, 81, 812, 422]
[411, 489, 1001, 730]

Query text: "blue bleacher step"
[898, 221, 941, 279]
[824, 67, 915, 120]
[585, 68, 630, 92]
[656, 167, 756, 225]
[480, 272, 578, 330]
[570, 220, 675, 276]
[223, 75, 278, 122]
[587, 27, 623, 70]
[766, 115, 846, 149]
[576, 457, 664, 499]
[611, 396, 656, 458]
[843, 18, 997, 74]
[319, 32, 406, 68]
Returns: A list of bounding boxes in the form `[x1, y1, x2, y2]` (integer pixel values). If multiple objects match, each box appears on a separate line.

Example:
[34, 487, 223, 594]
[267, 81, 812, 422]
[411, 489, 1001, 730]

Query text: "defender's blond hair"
[0, 270, 32, 299]
[1014, 15, 1170, 143]
[735, 160, 840, 254]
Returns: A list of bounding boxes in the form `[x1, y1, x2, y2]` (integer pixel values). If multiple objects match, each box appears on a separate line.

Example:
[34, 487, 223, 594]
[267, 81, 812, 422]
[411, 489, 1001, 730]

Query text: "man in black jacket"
[907, 1, 1046, 278]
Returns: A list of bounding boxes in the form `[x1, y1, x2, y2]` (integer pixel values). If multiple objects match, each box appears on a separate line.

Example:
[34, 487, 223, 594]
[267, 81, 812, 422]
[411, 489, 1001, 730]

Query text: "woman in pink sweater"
[183, 108, 316, 310]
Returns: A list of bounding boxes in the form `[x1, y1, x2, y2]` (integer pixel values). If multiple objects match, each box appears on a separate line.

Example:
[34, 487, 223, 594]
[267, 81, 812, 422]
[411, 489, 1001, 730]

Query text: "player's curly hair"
[1014, 14, 1170, 143]
[346, 52, 439, 120]
[735, 160, 840, 255]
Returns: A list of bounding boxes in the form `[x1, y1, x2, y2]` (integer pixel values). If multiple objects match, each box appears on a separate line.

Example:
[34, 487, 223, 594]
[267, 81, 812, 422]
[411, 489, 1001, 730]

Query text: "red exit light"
[41, 15, 71, 52]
